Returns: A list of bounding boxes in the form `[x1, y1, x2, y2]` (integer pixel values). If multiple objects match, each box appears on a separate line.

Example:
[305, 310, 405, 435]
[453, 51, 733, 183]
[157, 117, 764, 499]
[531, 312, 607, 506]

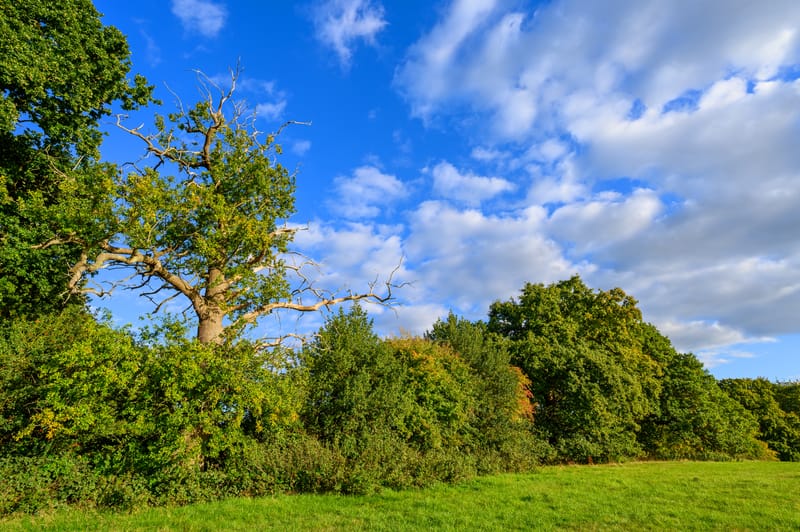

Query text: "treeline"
[2, 277, 799, 515]
[3, 1, 800, 517]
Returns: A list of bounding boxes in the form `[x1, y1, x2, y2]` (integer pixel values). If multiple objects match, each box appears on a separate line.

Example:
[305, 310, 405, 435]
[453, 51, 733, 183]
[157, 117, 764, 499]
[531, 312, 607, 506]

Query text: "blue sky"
[93, 0, 800, 380]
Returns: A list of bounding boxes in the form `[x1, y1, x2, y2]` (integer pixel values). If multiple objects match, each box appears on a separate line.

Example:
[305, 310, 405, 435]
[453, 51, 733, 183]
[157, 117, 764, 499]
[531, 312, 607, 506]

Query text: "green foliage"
[302, 306, 403, 457]
[0, 309, 311, 511]
[0, 0, 152, 154]
[0, 307, 146, 456]
[0, 0, 153, 319]
[301, 306, 538, 493]
[774, 381, 800, 416]
[719, 378, 800, 461]
[488, 276, 662, 462]
[637, 325, 769, 460]
[426, 313, 550, 469]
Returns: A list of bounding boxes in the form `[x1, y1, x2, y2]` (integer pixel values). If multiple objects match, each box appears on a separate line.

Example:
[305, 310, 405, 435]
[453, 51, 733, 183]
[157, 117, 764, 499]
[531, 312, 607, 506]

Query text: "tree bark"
[197, 309, 225, 344]
[197, 267, 227, 344]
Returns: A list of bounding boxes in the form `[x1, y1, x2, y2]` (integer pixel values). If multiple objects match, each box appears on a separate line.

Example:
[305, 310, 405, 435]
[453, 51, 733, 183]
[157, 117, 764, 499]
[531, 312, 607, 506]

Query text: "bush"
[0, 307, 147, 458]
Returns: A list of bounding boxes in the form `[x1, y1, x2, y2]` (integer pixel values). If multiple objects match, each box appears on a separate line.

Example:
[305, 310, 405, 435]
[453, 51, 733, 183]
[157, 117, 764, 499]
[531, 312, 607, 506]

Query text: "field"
[4, 461, 799, 531]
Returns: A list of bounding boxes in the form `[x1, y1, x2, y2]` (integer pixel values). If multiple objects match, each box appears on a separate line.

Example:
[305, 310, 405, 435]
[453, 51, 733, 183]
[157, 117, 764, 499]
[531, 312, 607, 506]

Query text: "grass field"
[4, 461, 799, 531]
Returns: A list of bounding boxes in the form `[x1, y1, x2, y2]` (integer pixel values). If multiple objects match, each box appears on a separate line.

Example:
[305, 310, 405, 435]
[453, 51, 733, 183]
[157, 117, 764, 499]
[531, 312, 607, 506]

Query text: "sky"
[92, 0, 800, 380]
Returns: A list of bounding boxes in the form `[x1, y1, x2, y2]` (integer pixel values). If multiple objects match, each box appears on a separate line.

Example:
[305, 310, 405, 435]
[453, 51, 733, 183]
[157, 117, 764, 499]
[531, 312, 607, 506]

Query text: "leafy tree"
[774, 381, 800, 417]
[488, 276, 662, 462]
[37, 70, 396, 344]
[0, 0, 152, 318]
[636, 325, 768, 460]
[426, 314, 542, 458]
[301, 305, 404, 457]
[719, 378, 800, 461]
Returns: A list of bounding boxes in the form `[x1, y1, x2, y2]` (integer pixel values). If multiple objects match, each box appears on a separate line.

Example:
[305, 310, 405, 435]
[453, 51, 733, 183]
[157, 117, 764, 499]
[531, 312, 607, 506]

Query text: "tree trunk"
[197, 267, 226, 344]
[197, 310, 225, 344]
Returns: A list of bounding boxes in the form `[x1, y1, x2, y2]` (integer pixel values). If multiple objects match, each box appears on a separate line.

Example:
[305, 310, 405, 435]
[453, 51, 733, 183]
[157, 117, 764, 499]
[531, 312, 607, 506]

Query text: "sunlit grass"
[5, 461, 799, 531]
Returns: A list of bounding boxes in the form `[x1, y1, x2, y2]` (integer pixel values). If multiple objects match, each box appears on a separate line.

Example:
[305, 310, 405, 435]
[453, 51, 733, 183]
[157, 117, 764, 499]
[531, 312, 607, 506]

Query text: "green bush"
[0, 307, 147, 458]
[301, 306, 529, 492]
[719, 378, 800, 461]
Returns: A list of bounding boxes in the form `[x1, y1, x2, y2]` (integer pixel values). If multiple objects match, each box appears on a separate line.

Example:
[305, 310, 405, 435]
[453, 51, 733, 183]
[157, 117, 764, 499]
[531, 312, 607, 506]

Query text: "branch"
[274, 120, 312, 137]
[237, 259, 406, 325]
[65, 241, 205, 315]
[255, 333, 308, 351]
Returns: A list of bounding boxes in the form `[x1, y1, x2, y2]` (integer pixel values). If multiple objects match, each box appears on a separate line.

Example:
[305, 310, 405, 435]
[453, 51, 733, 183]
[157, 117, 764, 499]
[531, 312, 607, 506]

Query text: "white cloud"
[255, 100, 287, 121]
[392, 0, 800, 369]
[292, 140, 312, 156]
[312, 0, 387, 68]
[430, 161, 515, 206]
[471, 146, 510, 162]
[170, 0, 227, 38]
[404, 200, 576, 314]
[547, 188, 663, 254]
[329, 165, 407, 218]
[396, 0, 800, 134]
[395, 0, 498, 118]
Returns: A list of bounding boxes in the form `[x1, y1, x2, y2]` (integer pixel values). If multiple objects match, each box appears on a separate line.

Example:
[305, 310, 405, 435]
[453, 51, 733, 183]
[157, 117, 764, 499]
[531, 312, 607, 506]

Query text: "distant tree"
[488, 276, 662, 462]
[36, 70, 397, 344]
[636, 324, 768, 460]
[719, 378, 800, 461]
[0, 0, 152, 318]
[774, 381, 800, 417]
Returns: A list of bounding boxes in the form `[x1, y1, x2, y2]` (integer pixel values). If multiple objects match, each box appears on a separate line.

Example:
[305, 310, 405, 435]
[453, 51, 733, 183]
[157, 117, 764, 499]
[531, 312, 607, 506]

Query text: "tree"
[774, 381, 800, 417]
[302, 306, 406, 456]
[0, 0, 152, 318]
[38, 70, 396, 344]
[719, 378, 800, 461]
[636, 324, 768, 460]
[487, 276, 662, 462]
[427, 315, 536, 443]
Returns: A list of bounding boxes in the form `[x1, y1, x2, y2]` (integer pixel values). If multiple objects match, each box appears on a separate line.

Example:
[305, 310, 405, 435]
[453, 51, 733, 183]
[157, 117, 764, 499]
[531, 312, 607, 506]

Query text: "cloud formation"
[386, 0, 800, 366]
[329, 165, 407, 218]
[312, 0, 387, 68]
[170, 0, 227, 38]
[429, 161, 515, 206]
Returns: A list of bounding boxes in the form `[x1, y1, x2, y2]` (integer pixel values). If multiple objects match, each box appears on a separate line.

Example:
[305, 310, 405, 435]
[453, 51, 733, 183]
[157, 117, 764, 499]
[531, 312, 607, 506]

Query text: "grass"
[3, 461, 799, 530]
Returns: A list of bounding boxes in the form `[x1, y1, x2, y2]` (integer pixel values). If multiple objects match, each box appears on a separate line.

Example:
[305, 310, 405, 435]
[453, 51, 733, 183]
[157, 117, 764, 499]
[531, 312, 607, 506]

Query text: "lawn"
[4, 461, 799, 531]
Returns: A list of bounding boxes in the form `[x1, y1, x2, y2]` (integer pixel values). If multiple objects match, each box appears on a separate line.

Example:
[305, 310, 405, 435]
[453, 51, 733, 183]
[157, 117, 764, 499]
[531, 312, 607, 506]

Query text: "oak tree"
[40, 70, 396, 345]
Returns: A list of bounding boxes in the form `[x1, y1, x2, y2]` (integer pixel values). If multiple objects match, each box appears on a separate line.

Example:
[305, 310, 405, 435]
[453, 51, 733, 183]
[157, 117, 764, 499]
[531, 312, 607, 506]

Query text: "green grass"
[4, 461, 799, 531]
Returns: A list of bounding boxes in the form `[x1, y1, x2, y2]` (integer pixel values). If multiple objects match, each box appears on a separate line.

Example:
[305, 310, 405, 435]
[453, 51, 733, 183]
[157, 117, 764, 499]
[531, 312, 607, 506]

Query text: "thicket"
[3, 285, 798, 516]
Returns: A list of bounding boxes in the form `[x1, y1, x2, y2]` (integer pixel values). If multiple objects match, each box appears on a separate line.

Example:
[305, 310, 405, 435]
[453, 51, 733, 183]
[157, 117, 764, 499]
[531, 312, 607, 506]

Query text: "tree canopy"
[35, 70, 396, 344]
[487, 276, 662, 461]
[0, 0, 152, 318]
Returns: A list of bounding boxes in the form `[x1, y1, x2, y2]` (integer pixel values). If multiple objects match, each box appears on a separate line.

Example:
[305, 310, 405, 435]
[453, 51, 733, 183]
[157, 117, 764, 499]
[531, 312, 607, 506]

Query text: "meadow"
[3, 461, 799, 531]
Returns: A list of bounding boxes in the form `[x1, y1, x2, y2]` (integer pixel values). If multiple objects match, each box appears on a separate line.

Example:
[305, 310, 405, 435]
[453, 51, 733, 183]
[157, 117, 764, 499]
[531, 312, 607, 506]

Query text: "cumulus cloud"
[312, 0, 387, 68]
[170, 0, 227, 38]
[546, 189, 663, 255]
[329, 165, 407, 218]
[255, 100, 287, 121]
[292, 140, 312, 156]
[404, 201, 577, 314]
[429, 161, 515, 206]
[396, 0, 800, 132]
[390, 0, 800, 368]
